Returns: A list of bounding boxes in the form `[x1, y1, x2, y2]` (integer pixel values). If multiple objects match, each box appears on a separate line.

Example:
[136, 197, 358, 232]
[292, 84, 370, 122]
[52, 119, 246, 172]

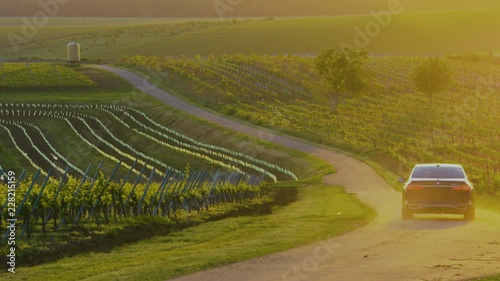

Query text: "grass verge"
[4, 179, 375, 281]
[7, 185, 279, 267]
[0, 68, 375, 280]
[475, 194, 500, 215]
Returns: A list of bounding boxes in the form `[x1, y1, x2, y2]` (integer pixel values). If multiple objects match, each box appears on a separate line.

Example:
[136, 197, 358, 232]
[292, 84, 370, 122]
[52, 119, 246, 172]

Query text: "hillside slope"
[100, 66, 500, 281]
[1, 8, 499, 59]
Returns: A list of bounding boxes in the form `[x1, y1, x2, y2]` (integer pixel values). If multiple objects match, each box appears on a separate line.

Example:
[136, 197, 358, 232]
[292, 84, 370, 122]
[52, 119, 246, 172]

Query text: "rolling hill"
[1, 7, 499, 60]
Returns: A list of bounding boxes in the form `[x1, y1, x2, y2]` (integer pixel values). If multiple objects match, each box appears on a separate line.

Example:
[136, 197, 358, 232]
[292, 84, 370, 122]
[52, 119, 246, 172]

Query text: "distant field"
[120, 8, 500, 57]
[0, 19, 233, 60]
[0, 17, 188, 26]
[1, 8, 499, 60]
[101, 9, 500, 56]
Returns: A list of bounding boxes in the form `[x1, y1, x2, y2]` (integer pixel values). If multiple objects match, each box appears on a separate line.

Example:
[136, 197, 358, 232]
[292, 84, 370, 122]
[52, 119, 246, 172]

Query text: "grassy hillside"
[0, 62, 375, 281]
[0, 63, 309, 183]
[1, 8, 499, 60]
[120, 54, 500, 194]
[0, 63, 347, 278]
[1, 0, 499, 17]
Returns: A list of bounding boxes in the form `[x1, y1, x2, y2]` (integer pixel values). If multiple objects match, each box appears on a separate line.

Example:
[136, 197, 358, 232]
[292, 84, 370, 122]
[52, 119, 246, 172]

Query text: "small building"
[67, 42, 81, 64]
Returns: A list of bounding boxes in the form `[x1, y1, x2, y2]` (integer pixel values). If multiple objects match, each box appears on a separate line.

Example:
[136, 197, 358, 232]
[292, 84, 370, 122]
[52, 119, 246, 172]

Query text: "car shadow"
[387, 215, 471, 230]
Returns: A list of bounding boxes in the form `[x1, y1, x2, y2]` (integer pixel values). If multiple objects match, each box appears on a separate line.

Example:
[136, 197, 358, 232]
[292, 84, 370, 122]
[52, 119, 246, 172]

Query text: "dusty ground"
[98, 66, 500, 281]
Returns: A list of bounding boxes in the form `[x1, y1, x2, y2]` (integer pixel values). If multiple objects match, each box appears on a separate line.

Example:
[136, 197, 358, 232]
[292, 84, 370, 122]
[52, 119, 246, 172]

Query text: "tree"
[412, 58, 452, 100]
[315, 47, 368, 112]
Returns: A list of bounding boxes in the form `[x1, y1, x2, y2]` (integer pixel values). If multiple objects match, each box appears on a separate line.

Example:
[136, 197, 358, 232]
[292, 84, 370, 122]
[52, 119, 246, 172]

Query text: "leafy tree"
[315, 47, 368, 112]
[412, 58, 452, 100]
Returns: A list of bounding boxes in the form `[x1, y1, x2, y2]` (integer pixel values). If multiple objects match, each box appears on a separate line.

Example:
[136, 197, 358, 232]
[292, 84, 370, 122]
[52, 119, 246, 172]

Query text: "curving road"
[96, 66, 500, 281]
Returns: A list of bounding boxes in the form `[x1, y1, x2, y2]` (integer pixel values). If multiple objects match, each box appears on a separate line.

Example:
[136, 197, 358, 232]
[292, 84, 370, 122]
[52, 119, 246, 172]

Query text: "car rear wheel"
[402, 206, 413, 220]
[402, 197, 413, 220]
[464, 206, 475, 221]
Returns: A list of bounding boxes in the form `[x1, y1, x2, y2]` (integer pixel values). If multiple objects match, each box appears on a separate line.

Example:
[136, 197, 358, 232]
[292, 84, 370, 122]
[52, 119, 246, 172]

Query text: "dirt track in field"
[97, 65, 500, 281]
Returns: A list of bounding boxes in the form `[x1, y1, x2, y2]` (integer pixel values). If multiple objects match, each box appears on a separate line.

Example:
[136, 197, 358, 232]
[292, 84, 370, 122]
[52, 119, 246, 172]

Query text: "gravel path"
[97, 65, 500, 281]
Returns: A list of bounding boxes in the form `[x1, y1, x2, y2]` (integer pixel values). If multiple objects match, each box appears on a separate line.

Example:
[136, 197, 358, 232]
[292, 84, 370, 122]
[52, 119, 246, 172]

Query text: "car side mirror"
[398, 177, 406, 183]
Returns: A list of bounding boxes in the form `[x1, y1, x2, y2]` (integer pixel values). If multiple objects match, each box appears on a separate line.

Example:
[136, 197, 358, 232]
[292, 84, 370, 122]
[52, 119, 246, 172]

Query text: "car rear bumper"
[405, 202, 473, 214]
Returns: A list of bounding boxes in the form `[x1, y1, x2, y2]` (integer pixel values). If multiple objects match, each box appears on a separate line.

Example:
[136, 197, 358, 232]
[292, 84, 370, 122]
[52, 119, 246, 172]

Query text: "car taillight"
[452, 185, 471, 191]
[407, 184, 424, 190]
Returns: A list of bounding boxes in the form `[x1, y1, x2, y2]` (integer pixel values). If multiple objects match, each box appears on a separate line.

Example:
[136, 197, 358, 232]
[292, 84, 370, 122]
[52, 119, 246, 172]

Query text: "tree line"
[316, 47, 451, 112]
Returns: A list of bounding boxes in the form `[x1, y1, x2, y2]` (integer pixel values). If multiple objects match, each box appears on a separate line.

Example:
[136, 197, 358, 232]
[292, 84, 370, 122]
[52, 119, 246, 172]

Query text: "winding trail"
[97, 66, 500, 281]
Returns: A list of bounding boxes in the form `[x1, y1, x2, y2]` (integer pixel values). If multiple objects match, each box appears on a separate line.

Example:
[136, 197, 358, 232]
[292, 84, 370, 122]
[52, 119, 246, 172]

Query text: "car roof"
[413, 163, 463, 168]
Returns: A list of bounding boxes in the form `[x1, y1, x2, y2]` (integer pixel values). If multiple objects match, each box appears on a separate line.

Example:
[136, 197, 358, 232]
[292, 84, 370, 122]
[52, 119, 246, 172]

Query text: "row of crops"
[120, 55, 310, 103]
[0, 25, 116, 49]
[119, 54, 500, 193]
[0, 162, 265, 239]
[0, 103, 298, 183]
[0, 63, 96, 90]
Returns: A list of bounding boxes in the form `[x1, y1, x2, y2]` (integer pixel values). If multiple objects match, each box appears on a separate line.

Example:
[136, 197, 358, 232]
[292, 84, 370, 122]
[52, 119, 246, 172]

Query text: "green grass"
[4, 180, 375, 281]
[0, 63, 96, 90]
[472, 275, 500, 281]
[0, 64, 363, 280]
[0, 136, 23, 171]
[475, 194, 500, 215]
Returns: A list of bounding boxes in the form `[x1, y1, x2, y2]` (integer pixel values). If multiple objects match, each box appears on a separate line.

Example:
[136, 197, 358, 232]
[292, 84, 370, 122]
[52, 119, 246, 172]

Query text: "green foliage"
[0, 171, 266, 240]
[315, 48, 368, 111]
[412, 58, 452, 97]
[0, 63, 96, 90]
[121, 54, 500, 193]
[0, 180, 375, 280]
[0, 102, 297, 182]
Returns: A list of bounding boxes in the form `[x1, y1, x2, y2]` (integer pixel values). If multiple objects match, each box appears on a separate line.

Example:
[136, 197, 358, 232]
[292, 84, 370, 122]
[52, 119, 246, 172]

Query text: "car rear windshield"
[411, 166, 465, 179]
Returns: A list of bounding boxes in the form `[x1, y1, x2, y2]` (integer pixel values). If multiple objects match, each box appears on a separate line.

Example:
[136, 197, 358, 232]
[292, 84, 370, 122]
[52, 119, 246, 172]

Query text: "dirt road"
[97, 66, 500, 281]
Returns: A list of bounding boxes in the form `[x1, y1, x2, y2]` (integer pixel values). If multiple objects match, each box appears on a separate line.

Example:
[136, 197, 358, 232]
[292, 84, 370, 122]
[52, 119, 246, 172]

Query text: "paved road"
[97, 66, 500, 281]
